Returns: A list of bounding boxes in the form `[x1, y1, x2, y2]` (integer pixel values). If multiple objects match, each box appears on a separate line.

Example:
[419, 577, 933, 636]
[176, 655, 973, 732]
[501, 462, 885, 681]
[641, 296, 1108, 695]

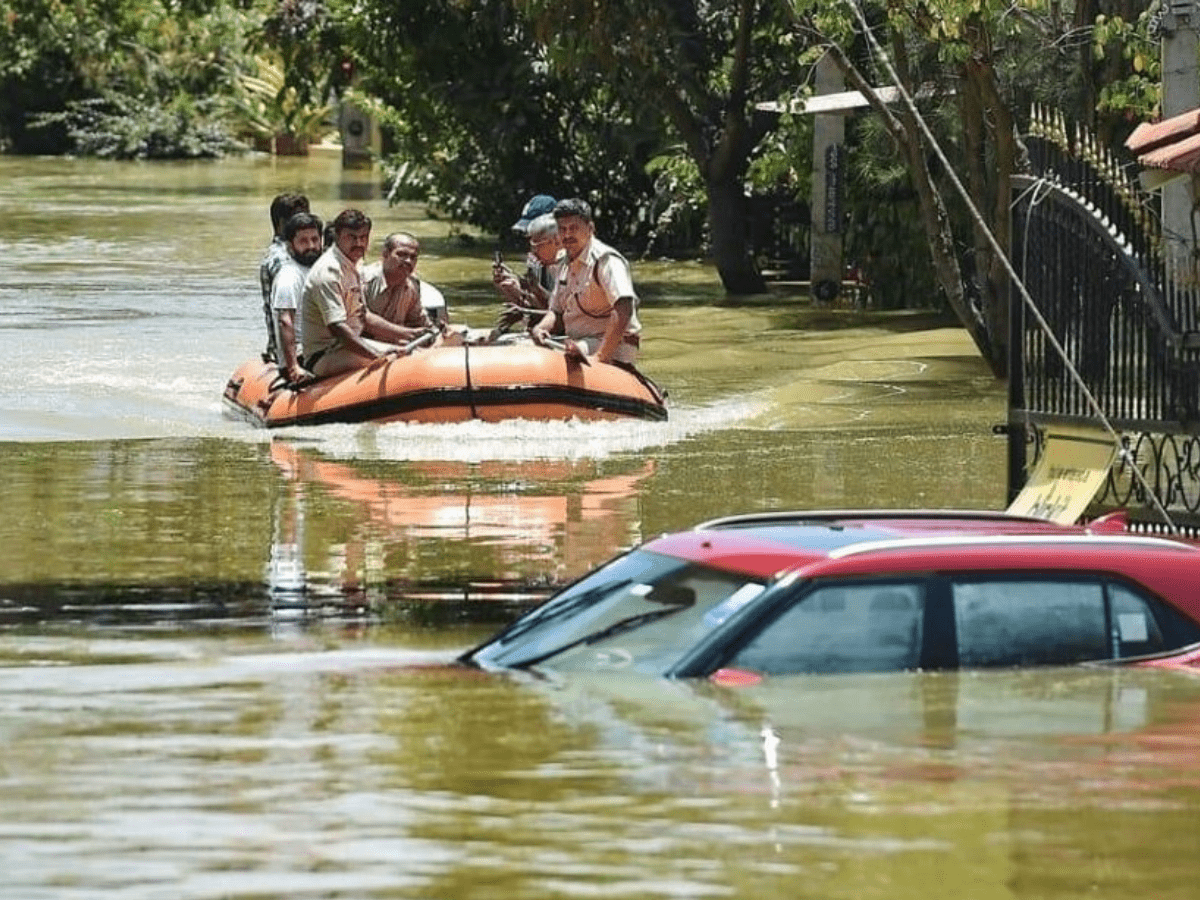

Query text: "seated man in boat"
[259, 192, 310, 363]
[270, 211, 324, 386]
[362, 232, 447, 338]
[530, 198, 642, 366]
[300, 209, 411, 378]
[490, 212, 562, 340]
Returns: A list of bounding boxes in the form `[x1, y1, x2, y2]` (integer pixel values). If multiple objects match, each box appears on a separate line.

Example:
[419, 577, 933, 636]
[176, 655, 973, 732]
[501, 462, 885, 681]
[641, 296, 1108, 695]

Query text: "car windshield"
[465, 550, 766, 673]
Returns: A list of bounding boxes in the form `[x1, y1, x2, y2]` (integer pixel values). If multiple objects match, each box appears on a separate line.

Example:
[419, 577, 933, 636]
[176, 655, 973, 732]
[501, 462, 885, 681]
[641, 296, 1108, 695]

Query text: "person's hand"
[495, 303, 523, 326]
[285, 366, 315, 387]
[530, 326, 550, 346]
[495, 277, 522, 305]
[561, 338, 591, 365]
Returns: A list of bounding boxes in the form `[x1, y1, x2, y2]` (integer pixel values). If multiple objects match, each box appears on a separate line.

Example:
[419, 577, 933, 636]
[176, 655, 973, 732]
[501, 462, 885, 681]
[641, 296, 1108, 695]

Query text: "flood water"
[2, 154, 1199, 899]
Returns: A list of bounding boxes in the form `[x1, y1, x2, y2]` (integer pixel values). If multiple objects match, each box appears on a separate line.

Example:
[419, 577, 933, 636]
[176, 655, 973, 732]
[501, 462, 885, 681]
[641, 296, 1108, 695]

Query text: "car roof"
[643, 510, 1200, 601]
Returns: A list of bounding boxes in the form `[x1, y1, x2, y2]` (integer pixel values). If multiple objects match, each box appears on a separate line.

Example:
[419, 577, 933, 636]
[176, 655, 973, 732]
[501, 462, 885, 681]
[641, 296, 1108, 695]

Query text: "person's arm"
[275, 309, 311, 383]
[329, 320, 403, 360]
[364, 309, 424, 344]
[530, 308, 561, 345]
[493, 263, 524, 305]
[585, 254, 637, 364]
[520, 273, 551, 309]
[272, 266, 313, 383]
[594, 297, 633, 364]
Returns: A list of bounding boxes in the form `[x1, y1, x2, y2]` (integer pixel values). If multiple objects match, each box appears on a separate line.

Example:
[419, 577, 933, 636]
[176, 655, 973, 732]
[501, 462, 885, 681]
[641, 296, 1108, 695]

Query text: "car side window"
[1106, 581, 1200, 658]
[1108, 583, 1165, 657]
[954, 579, 1108, 666]
[952, 576, 1200, 667]
[728, 581, 925, 675]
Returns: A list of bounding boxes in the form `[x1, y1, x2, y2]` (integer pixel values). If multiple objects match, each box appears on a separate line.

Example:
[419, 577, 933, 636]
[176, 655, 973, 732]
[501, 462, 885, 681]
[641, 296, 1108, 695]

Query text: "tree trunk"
[976, 61, 1020, 379]
[708, 176, 767, 294]
[825, 34, 1000, 374]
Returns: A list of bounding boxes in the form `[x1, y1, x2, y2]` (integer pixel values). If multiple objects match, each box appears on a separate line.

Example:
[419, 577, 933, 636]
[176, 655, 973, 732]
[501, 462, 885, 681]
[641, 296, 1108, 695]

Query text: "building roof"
[1126, 109, 1200, 172]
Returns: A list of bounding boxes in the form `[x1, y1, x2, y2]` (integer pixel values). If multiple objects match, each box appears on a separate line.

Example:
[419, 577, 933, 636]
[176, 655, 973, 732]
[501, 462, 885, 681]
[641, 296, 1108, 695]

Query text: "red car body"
[463, 510, 1200, 678]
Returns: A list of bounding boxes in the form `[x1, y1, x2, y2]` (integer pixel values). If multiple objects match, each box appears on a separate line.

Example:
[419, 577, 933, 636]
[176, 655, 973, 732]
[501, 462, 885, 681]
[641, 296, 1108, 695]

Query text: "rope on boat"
[844, 0, 1178, 534]
[463, 340, 479, 420]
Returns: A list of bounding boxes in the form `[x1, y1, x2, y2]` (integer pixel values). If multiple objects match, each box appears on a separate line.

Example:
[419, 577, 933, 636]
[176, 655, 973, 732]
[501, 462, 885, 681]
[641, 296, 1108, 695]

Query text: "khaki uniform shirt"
[549, 237, 641, 364]
[362, 264, 433, 330]
[301, 244, 366, 362]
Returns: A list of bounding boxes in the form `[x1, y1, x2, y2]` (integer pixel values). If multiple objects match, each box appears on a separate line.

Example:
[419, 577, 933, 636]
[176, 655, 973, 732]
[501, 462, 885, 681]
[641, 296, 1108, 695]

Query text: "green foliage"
[1, 0, 261, 155]
[843, 119, 944, 309]
[516, 0, 809, 290]
[30, 93, 238, 159]
[747, 108, 813, 197]
[342, 0, 660, 243]
[1092, 12, 1160, 120]
[644, 147, 707, 255]
[227, 54, 337, 147]
[252, 0, 351, 112]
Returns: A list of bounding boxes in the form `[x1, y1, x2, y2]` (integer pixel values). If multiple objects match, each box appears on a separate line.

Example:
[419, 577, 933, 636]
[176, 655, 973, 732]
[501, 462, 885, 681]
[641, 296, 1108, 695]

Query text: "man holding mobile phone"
[490, 202, 563, 340]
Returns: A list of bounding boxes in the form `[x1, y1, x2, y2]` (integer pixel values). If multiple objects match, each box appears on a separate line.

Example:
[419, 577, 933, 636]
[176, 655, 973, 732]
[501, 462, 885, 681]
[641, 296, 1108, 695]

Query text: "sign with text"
[823, 144, 844, 233]
[1006, 427, 1118, 524]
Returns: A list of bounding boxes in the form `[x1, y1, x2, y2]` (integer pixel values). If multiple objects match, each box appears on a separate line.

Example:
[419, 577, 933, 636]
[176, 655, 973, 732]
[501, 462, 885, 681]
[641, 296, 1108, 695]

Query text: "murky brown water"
[2, 154, 1197, 899]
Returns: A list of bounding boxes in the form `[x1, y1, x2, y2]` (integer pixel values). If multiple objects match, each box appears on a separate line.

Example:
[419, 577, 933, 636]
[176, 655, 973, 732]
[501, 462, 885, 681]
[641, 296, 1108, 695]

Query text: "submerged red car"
[461, 510, 1200, 678]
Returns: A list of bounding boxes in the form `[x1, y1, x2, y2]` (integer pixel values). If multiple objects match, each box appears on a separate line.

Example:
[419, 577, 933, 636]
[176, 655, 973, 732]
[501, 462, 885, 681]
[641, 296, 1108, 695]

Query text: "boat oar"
[373, 328, 440, 370]
[404, 328, 440, 354]
[543, 336, 590, 366]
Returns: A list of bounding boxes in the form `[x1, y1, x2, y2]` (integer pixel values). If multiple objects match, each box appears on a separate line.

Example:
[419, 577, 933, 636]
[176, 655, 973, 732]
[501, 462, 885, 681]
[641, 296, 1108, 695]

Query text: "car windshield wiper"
[496, 579, 633, 645]
[581, 604, 689, 645]
[513, 593, 695, 668]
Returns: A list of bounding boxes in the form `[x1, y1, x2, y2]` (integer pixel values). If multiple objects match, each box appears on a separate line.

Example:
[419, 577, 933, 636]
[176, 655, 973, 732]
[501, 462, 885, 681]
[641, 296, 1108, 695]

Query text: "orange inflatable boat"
[222, 341, 668, 428]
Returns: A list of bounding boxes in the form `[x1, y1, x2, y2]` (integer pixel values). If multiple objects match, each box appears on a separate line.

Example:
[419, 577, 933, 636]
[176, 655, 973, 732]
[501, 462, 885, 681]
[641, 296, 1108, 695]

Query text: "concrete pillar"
[810, 53, 847, 305]
[1160, 1, 1200, 258]
[339, 100, 380, 171]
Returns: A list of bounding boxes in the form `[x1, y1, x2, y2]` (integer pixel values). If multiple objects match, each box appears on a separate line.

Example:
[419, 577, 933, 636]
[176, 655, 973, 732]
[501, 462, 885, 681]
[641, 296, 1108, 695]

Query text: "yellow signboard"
[1006, 427, 1119, 524]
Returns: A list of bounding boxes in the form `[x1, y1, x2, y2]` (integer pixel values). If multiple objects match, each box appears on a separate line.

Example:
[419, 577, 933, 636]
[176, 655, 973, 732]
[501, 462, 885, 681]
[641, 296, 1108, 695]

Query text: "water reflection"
[267, 441, 655, 620]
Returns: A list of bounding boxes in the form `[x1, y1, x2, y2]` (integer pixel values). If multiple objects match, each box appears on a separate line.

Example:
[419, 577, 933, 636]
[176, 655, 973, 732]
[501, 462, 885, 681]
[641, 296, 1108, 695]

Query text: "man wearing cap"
[495, 194, 558, 294]
[512, 194, 557, 237]
[490, 213, 563, 339]
[530, 198, 642, 366]
[490, 194, 558, 339]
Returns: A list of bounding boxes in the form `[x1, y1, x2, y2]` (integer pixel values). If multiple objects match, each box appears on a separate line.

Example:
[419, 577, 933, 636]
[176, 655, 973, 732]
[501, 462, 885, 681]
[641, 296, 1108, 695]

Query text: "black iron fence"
[1008, 118, 1200, 529]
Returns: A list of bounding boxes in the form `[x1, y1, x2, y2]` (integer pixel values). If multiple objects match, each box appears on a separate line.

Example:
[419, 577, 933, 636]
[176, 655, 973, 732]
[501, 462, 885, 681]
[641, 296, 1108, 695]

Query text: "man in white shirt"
[270, 212, 323, 385]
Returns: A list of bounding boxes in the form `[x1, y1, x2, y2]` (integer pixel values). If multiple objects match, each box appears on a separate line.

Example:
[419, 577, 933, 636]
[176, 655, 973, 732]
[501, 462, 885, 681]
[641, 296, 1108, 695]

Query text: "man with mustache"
[530, 198, 642, 366]
[300, 209, 408, 378]
[362, 232, 446, 340]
